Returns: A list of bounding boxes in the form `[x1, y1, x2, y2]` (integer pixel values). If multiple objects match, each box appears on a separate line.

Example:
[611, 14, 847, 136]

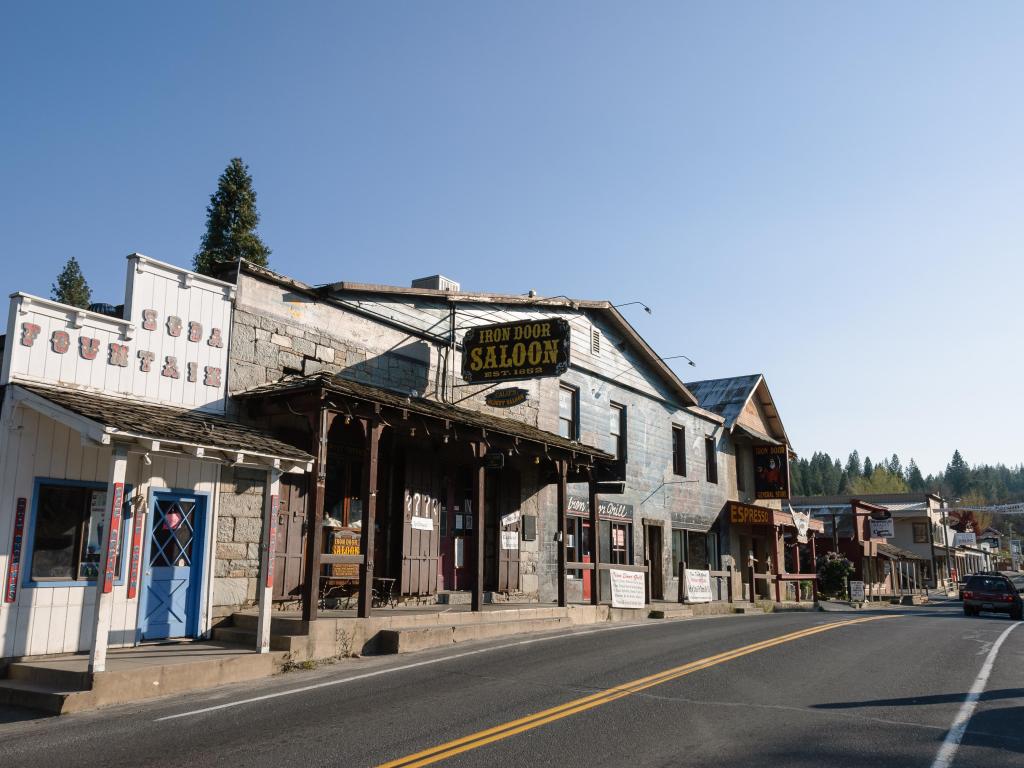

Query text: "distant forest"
[790, 449, 1024, 533]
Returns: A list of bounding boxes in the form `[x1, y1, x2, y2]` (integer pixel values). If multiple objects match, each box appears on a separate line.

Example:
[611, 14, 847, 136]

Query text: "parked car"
[962, 572, 1024, 620]
[957, 576, 969, 600]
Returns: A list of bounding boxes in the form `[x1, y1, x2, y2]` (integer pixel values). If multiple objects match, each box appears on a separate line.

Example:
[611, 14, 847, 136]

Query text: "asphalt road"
[1, 602, 1022, 767]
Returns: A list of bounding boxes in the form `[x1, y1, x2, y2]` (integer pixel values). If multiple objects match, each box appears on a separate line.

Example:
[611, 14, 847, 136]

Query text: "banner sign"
[684, 569, 713, 603]
[609, 568, 646, 609]
[462, 319, 570, 383]
[127, 512, 146, 599]
[567, 495, 633, 521]
[266, 495, 279, 589]
[500, 531, 519, 550]
[728, 502, 772, 526]
[4, 498, 27, 603]
[753, 444, 790, 500]
[868, 513, 894, 539]
[485, 387, 529, 408]
[411, 515, 434, 531]
[102, 483, 124, 594]
[849, 580, 866, 602]
[953, 531, 977, 547]
[500, 510, 521, 527]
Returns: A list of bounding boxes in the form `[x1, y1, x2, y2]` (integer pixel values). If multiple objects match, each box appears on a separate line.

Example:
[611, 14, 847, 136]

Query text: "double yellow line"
[378, 615, 897, 767]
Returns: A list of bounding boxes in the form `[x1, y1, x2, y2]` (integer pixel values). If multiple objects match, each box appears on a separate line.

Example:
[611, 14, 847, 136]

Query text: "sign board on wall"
[728, 502, 772, 526]
[485, 388, 529, 408]
[608, 568, 645, 609]
[753, 444, 790, 500]
[4, 498, 27, 603]
[566, 495, 633, 521]
[500, 531, 519, 550]
[461, 319, 570, 384]
[869, 514, 894, 539]
[684, 569, 713, 603]
[953, 531, 977, 547]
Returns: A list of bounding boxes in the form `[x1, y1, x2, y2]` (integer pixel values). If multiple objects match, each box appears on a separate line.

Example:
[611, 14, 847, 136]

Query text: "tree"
[906, 459, 925, 491]
[194, 157, 271, 276]
[848, 466, 909, 495]
[845, 450, 862, 479]
[946, 450, 970, 497]
[863, 456, 874, 477]
[51, 257, 92, 308]
[887, 454, 903, 478]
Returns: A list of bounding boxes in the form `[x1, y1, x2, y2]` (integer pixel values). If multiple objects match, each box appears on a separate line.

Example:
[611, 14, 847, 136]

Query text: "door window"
[150, 499, 197, 568]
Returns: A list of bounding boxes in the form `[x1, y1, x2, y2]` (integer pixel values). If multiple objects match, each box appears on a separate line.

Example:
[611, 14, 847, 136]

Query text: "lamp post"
[612, 301, 652, 314]
[661, 354, 697, 368]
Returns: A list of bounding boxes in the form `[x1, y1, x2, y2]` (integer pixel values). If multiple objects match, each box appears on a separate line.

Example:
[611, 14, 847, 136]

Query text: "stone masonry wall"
[212, 466, 267, 620]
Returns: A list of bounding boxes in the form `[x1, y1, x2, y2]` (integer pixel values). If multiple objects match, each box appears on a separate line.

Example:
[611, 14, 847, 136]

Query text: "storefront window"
[600, 520, 632, 565]
[687, 532, 710, 570]
[671, 529, 684, 577]
[30, 481, 126, 582]
[559, 385, 578, 440]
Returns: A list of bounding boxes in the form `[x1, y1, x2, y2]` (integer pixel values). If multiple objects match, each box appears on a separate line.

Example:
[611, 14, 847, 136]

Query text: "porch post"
[257, 467, 282, 653]
[588, 474, 601, 605]
[88, 447, 128, 674]
[471, 442, 486, 612]
[556, 460, 568, 608]
[357, 418, 383, 618]
[302, 407, 334, 623]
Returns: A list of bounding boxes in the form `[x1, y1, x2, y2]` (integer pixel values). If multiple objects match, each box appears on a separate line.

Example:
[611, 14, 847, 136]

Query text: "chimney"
[411, 275, 460, 292]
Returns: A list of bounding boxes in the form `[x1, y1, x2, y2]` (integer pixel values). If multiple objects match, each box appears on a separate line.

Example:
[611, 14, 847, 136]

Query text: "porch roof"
[235, 372, 615, 461]
[876, 542, 926, 561]
[12, 383, 313, 471]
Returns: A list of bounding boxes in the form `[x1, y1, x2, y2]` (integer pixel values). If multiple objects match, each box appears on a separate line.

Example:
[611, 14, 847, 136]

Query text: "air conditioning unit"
[411, 275, 460, 292]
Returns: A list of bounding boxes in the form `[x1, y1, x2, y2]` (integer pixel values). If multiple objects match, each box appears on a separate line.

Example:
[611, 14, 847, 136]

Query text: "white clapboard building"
[0, 255, 310, 669]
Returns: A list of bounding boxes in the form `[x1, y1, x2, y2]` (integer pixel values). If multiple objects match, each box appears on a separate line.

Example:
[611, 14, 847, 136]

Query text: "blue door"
[139, 493, 206, 640]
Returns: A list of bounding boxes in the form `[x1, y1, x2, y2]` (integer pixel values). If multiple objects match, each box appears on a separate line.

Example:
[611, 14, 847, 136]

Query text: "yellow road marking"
[378, 615, 898, 768]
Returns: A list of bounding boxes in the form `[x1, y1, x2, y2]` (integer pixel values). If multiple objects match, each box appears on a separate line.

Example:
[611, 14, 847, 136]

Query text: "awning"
[731, 423, 781, 446]
[12, 383, 313, 472]
[876, 542, 926, 561]
[235, 372, 615, 463]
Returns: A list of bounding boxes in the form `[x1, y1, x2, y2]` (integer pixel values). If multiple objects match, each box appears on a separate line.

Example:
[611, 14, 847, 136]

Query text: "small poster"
[501, 531, 519, 550]
[684, 569, 713, 603]
[849, 580, 866, 602]
[411, 516, 434, 532]
[501, 510, 521, 527]
[609, 568, 645, 609]
[869, 515, 894, 539]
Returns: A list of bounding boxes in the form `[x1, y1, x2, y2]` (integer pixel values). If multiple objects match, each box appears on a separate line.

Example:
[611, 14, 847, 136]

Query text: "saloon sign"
[753, 444, 790, 500]
[462, 319, 570, 384]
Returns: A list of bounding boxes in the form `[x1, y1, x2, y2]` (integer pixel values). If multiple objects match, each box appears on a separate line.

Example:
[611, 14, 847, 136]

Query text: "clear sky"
[2, 3, 1021, 475]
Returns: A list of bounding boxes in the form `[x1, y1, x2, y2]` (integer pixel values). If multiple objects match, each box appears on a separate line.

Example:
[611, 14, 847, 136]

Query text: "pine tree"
[906, 459, 925, 491]
[844, 450, 862, 479]
[888, 454, 903, 478]
[863, 456, 874, 477]
[194, 157, 271, 276]
[51, 257, 92, 308]
[946, 450, 970, 496]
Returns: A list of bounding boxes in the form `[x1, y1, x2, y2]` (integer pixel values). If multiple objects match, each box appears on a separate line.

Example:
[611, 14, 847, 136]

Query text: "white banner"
[411, 516, 434, 531]
[500, 531, 519, 550]
[609, 568, 646, 609]
[501, 510, 521, 527]
[953, 531, 977, 547]
[684, 569, 712, 603]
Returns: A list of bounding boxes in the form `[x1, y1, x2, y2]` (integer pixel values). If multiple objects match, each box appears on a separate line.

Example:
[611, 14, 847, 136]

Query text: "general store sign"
[753, 444, 790, 500]
[462, 319, 570, 384]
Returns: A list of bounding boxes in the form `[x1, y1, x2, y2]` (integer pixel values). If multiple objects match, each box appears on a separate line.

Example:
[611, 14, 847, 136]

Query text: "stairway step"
[0, 679, 79, 715]
[378, 616, 569, 654]
[648, 605, 694, 619]
[6, 662, 90, 691]
[211, 627, 297, 652]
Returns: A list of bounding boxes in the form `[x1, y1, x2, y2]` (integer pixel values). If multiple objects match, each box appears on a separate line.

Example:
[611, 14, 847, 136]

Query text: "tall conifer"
[194, 157, 271, 276]
[51, 256, 92, 308]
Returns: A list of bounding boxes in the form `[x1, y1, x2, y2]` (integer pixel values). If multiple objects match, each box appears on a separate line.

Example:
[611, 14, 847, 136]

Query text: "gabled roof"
[230, 261, 698, 408]
[685, 374, 790, 448]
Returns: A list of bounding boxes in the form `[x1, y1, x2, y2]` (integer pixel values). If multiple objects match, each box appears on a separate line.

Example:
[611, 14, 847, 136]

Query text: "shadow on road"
[814, 688, 1024, 709]
[962, 705, 1024, 752]
[0, 705, 51, 725]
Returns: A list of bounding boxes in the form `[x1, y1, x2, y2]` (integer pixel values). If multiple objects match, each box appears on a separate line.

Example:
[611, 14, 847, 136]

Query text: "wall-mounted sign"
[4, 498, 27, 603]
[102, 483, 125, 594]
[953, 531, 977, 547]
[485, 387, 529, 408]
[462, 319, 570, 384]
[411, 516, 434, 532]
[501, 531, 519, 550]
[501, 510, 521, 527]
[728, 501, 772, 526]
[566, 495, 633, 521]
[330, 532, 361, 580]
[869, 513, 894, 539]
[127, 512, 146, 600]
[753, 444, 790, 500]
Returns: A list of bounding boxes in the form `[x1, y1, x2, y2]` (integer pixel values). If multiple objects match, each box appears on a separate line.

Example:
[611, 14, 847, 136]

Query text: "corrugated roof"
[17, 383, 312, 464]
[876, 542, 926, 561]
[235, 372, 614, 460]
[685, 375, 763, 427]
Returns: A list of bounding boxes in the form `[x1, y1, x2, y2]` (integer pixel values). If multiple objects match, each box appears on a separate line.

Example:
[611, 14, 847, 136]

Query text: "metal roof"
[685, 374, 791, 448]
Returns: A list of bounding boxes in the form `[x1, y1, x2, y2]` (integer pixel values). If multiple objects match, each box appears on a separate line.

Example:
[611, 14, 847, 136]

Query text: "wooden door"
[646, 523, 664, 600]
[401, 455, 441, 596]
[496, 471, 521, 592]
[273, 475, 307, 601]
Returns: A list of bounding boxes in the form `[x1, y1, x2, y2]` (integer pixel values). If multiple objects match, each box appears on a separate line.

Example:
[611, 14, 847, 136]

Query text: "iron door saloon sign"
[462, 319, 570, 384]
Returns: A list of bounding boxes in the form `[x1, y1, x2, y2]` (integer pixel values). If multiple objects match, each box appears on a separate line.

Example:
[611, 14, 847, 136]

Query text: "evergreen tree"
[194, 157, 271, 276]
[863, 456, 874, 477]
[906, 459, 925, 491]
[946, 450, 970, 496]
[51, 256, 92, 308]
[888, 454, 903, 478]
[844, 450, 862, 479]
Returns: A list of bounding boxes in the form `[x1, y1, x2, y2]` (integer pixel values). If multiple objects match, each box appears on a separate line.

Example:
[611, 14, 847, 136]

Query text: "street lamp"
[612, 301, 652, 314]
[661, 354, 697, 367]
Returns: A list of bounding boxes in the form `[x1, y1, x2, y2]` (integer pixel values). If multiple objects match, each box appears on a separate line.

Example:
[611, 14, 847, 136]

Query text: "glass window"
[672, 529, 684, 577]
[610, 403, 626, 460]
[705, 437, 718, 484]
[672, 426, 686, 476]
[913, 522, 928, 543]
[600, 520, 632, 565]
[687, 532, 710, 570]
[30, 482, 126, 582]
[736, 447, 746, 492]
[559, 385, 578, 440]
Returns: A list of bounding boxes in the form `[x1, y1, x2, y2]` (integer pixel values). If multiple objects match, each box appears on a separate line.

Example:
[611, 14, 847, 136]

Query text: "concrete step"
[6, 662, 90, 691]
[686, 602, 738, 617]
[648, 605, 694, 620]
[435, 591, 473, 605]
[0, 679, 78, 716]
[378, 616, 570, 654]
[230, 613, 307, 635]
[211, 627, 298, 652]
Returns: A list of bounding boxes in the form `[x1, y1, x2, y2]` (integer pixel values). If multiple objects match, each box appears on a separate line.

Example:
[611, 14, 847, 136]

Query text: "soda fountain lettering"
[19, 323, 40, 347]
[108, 343, 129, 367]
[186, 362, 198, 382]
[141, 309, 158, 331]
[50, 330, 70, 354]
[203, 366, 221, 387]
[137, 350, 155, 372]
[166, 316, 182, 337]
[207, 328, 223, 348]
[79, 337, 100, 360]
[188, 321, 203, 342]
[161, 356, 180, 379]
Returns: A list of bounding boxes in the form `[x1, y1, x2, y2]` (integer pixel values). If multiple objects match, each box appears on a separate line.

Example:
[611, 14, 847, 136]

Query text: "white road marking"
[931, 621, 1020, 768]
[153, 618, 690, 721]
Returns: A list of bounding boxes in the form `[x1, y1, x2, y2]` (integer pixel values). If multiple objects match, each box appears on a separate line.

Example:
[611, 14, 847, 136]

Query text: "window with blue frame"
[29, 480, 128, 584]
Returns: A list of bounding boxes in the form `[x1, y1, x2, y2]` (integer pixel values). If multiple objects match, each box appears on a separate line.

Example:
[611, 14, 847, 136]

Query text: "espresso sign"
[728, 501, 772, 526]
[462, 319, 570, 384]
[753, 444, 790, 500]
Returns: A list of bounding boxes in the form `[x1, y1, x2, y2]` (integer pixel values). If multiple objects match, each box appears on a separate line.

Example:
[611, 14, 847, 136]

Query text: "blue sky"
[2, 3, 1022, 475]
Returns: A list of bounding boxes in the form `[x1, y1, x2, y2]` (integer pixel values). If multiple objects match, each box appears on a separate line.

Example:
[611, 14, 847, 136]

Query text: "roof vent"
[411, 275, 460, 292]
[591, 328, 601, 355]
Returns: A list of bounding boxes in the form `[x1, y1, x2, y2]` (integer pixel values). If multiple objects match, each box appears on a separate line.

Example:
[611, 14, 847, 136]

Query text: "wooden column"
[471, 443, 486, 612]
[302, 408, 334, 622]
[556, 460, 568, 608]
[588, 475, 601, 605]
[257, 467, 282, 652]
[810, 535, 818, 602]
[357, 418, 383, 618]
[88, 447, 128, 674]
